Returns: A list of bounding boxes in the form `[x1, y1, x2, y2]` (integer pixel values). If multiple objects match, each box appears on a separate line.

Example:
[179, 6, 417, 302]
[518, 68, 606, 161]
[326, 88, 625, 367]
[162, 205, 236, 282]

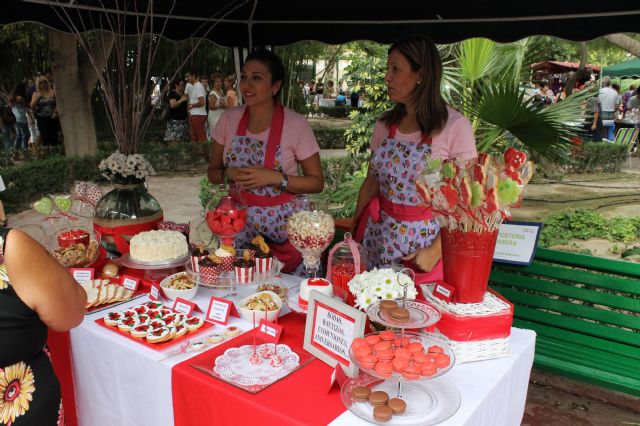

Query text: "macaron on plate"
[350, 331, 455, 382]
[366, 299, 441, 329]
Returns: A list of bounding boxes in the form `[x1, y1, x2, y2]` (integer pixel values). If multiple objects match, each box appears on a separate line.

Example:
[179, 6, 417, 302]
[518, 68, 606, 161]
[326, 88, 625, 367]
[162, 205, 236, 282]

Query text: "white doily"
[214, 344, 300, 386]
[421, 284, 510, 316]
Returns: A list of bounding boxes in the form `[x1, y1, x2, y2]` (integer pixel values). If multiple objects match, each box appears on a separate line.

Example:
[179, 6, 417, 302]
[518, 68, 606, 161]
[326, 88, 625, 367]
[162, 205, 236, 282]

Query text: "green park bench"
[489, 247, 640, 396]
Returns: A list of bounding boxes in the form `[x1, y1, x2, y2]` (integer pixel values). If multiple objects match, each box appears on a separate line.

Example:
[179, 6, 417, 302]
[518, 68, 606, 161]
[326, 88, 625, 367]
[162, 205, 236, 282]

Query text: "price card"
[149, 283, 161, 301]
[431, 280, 455, 303]
[255, 319, 283, 344]
[205, 297, 239, 325]
[70, 268, 94, 283]
[120, 275, 139, 292]
[173, 298, 199, 316]
[493, 221, 543, 266]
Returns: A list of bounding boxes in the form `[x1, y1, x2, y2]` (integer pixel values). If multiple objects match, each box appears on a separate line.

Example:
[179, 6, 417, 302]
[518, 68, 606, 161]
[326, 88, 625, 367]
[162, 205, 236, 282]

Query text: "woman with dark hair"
[208, 49, 324, 273]
[353, 35, 477, 277]
[164, 78, 190, 144]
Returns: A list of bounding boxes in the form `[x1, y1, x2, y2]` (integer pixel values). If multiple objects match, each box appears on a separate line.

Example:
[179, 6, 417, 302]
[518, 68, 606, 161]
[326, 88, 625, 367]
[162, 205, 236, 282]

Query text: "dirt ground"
[7, 157, 640, 425]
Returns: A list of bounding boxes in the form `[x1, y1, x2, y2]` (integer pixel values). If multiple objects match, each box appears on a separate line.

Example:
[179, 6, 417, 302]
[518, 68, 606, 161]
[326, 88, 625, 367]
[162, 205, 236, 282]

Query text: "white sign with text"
[493, 222, 542, 265]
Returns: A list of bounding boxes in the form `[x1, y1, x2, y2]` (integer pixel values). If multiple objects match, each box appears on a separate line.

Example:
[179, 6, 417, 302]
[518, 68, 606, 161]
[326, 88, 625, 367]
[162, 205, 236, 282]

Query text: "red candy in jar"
[204, 191, 247, 243]
[58, 229, 90, 248]
[327, 233, 366, 306]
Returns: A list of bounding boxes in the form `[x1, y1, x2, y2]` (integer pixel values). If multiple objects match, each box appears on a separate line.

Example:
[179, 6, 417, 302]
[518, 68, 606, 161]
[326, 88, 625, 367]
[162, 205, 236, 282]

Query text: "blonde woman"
[208, 73, 226, 131]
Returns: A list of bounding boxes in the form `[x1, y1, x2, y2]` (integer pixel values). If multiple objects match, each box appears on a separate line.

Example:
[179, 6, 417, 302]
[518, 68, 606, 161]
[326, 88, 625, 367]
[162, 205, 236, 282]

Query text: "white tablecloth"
[319, 98, 336, 107]
[70, 275, 535, 426]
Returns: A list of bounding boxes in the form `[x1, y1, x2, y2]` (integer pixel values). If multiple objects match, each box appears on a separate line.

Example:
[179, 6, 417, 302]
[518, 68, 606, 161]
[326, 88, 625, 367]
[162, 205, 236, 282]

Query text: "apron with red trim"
[225, 104, 303, 273]
[360, 124, 442, 281]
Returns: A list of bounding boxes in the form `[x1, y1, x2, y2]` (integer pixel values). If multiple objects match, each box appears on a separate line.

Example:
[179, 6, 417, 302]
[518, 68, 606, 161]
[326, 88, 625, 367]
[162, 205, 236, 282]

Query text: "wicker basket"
[431, 329, 510, 363]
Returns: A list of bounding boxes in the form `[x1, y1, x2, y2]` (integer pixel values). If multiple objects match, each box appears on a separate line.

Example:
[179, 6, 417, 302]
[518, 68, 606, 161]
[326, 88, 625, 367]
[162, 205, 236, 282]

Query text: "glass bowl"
[49, 228, 101, 267]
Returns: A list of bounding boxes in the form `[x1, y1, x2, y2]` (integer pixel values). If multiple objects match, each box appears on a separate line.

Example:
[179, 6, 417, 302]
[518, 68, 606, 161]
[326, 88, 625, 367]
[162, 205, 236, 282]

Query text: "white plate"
[119, 252, 190, 269]
[367, 299, 441, 329]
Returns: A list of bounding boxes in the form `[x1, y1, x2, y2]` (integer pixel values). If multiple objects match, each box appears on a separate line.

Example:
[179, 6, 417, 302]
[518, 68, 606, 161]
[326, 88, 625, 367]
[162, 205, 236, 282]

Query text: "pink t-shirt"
[370, 106, 477, 160]
[212, 106, 320, 175]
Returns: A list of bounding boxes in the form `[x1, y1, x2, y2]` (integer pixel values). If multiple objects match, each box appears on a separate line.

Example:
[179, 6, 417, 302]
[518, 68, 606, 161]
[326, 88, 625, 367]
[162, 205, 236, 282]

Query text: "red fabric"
[190, 115, 208, 142]
[93, 218, 162, 255]
[234, 190, 294, 207]
[47, 330, 78, 426]
[236, 102, 285, 170]
[269, 240, 303, 273]
[354, 195, 433, 243]
[172, 314, 346, 426]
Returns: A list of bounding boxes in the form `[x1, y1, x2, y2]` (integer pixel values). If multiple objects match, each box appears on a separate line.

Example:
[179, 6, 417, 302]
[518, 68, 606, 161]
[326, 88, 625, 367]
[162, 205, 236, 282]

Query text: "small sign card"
[493, 221, 543, 266]
[431, 280, 455, 303]
[149, 283, 161, 301]
[205, 297, 239, 325]
[70, 268, 94, 283]
[327, 364, 348, 393]
[304, 290, 366, 377]
[172, 298, 200, 316]
[120, 275, 140, 292]
[255, 319, 283, 344]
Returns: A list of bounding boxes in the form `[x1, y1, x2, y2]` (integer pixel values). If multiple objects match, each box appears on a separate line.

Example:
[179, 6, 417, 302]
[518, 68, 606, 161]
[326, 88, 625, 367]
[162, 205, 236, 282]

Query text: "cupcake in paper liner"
[252, 235, 273, 274]
[198, 257, 220, 284]
[215, 244, 236, 272]
[189, 243, 210, 272]
[234, 250, 255, 284]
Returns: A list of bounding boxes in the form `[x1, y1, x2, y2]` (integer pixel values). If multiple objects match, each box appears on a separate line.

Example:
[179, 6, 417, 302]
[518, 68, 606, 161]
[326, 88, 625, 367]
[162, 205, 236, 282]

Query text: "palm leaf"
[466, 80, 584, 156]
[457, 38, 499, 84]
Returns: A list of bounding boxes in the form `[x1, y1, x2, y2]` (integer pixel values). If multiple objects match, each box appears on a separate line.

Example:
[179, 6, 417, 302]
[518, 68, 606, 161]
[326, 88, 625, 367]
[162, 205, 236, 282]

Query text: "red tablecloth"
[171, 314, 347, 426]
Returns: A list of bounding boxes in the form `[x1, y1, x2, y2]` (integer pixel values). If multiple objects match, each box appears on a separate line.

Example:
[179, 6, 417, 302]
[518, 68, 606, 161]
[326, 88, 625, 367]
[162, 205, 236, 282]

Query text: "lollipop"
[54, 195, 72, 212]
[441, 161, 457, 183]
[520, 161, 535, 186]
[497, 178, 521, 205]
[484, 188, 501, 214]
[504, 147, 527, 169]
[470, 181, 485, 209]
[415, 180, 431, 204]
[503, 167, 523, 185]
[458, 176, 472, 208]
[33, 197, 53, 215]
[434, 184, 459, 212]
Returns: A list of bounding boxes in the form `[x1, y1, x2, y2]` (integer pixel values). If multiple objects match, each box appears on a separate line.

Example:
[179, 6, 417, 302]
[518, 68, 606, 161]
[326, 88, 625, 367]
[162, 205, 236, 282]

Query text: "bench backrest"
[614, 127, 639, 149]
[490, 247, 640, 362]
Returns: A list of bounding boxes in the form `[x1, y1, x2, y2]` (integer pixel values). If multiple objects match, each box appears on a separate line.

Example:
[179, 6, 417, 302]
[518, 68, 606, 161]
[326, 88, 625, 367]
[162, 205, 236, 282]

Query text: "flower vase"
[93, 175, 163, 256]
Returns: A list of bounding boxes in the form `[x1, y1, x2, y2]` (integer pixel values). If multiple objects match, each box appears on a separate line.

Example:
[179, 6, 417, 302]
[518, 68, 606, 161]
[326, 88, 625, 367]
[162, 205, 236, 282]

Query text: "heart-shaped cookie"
[54, 195, 72, 212]
[33, 197, 53, 215]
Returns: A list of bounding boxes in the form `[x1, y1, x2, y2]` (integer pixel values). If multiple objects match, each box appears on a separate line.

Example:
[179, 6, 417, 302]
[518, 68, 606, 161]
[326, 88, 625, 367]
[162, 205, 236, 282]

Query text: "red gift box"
[422, 285, 513, 342]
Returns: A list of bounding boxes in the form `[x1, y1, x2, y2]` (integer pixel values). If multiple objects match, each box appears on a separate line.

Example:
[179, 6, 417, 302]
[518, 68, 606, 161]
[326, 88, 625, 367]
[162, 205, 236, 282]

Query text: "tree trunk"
[48, 30, 114, 157]
[566, 42, 590, 96]
[603, 34, 640, 58]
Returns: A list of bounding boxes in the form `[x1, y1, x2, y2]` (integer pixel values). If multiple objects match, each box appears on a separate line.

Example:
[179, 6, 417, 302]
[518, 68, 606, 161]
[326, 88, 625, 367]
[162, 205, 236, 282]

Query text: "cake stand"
[118, 253, 190, 284]
[346, 331, 459, 425]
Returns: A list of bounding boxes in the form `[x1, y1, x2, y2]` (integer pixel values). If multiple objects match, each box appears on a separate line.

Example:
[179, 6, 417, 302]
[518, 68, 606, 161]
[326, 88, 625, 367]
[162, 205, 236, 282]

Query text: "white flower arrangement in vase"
[99, 150, 156, 182]
[347, 268, 417, 310]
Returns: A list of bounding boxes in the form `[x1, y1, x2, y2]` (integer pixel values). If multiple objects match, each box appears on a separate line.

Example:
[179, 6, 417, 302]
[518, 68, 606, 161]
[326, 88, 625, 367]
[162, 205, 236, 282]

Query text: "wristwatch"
[279, 173, 289, 191]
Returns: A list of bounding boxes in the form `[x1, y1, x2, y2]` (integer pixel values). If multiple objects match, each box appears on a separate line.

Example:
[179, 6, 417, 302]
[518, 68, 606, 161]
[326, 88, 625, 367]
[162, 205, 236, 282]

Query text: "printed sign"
[431, 280, 455, 303]
[173, 298, 198, 316]
[121, 275, 139, 292]
[304, 291, 366, 377]
[205, 297, 239, 325]
[255, 319, 283, 344]
[70, 268, 94, 283]
[149, 283, 160, 301]
[493, 221, 543, 266]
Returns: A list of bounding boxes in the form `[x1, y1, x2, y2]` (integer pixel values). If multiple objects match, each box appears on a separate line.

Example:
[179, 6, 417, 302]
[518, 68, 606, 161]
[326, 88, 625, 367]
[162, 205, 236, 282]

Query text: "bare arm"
[30, 92, 40, 109]
[208, 141, 227, 184]
[4, 230, 86, 331]
[226, 91, 238, 107]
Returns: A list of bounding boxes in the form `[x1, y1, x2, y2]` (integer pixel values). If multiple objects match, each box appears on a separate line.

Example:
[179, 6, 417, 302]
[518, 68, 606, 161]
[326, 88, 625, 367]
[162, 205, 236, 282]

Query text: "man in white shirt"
[185, 70, 208, 144]
[598, 76, 621, 140]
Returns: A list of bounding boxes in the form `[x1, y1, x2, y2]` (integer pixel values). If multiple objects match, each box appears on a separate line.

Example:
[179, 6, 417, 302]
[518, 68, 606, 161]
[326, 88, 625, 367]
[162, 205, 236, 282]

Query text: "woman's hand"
[228, 166, 281, 189]
[402, 235, 442, 272]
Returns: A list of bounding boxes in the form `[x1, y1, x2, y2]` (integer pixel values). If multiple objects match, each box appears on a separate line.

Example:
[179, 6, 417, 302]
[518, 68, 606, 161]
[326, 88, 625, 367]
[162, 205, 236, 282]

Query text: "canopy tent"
[602, 58, 640, 79]
[1, 1, 639, 47]
[532, 61, 601, 74]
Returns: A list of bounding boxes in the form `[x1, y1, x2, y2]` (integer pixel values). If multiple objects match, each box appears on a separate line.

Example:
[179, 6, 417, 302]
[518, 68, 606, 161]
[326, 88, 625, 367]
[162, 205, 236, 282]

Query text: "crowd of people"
[302, 78, 364, 109]
[0, 69, 61, 166]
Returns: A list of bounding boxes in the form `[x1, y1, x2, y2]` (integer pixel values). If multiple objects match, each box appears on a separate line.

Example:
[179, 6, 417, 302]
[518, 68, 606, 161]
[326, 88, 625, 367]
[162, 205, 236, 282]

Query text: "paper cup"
[218, 255, 235, 272]
[255, 257, 273, 274]
[199, 266, 220, 285]
[190, 255, 207, 272]
[235, 266, 254, 284]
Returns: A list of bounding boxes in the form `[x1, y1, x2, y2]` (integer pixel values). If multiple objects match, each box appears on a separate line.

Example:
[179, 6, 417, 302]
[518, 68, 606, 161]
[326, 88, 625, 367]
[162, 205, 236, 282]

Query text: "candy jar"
[204, 184, 247, 246]
[326, 232, 366, 306]
[286, 196, 334, 278]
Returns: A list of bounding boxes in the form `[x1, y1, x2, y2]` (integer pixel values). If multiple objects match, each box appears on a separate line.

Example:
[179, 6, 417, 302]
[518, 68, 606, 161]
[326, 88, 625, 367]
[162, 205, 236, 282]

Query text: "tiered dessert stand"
[342, 270, 461, 425]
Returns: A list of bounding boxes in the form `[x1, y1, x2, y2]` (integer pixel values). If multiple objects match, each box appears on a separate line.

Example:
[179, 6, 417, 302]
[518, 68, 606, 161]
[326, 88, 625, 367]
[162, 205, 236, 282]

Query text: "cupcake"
[234, 250, 255, 284]
[253, 236, 273, 274]
[199, 256, 221, 284]
[190, 243, 210, 272]
[215, 244, 236, 272]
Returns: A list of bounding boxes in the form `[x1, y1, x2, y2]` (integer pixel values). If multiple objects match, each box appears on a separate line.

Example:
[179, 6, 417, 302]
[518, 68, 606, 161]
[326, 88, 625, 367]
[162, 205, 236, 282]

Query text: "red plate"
[95, 317, 215, 351]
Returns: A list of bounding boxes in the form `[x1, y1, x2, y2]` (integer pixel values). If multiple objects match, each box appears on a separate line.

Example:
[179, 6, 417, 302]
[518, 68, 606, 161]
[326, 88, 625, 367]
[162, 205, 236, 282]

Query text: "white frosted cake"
[299, 278, 333, 306]
[129, 230, 188, 262]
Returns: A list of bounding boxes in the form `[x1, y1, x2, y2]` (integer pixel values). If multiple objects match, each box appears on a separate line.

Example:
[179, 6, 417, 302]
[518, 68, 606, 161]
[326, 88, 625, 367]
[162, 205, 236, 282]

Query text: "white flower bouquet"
[99, 150, 156, 181]
[347, 268, 417, 310]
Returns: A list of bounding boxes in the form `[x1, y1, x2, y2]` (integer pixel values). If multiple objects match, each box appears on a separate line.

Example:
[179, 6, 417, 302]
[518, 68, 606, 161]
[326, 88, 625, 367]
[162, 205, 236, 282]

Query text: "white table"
[69, 276, 535, 426]
[319, 98, 336, 107]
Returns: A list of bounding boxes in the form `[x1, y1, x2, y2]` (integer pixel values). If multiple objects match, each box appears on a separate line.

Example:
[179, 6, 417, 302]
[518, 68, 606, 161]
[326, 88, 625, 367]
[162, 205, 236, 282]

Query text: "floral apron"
[359, 125, 442, 281]
[225, 104, 303, 274]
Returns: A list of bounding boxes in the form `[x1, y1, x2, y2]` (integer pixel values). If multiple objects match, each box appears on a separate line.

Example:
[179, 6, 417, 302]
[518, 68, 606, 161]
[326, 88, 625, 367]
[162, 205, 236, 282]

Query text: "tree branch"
[603, 34, 640, 59]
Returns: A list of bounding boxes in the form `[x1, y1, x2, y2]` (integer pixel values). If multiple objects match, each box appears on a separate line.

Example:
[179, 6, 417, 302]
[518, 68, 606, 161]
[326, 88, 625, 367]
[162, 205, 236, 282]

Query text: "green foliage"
[313, 127, 348, 149]
[566, 142, 630, 173]
[327, 161, 368, 218]
[199, 177, 214, 211]
[539, 210, 640, 247]
[316, 106, 367, 118]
